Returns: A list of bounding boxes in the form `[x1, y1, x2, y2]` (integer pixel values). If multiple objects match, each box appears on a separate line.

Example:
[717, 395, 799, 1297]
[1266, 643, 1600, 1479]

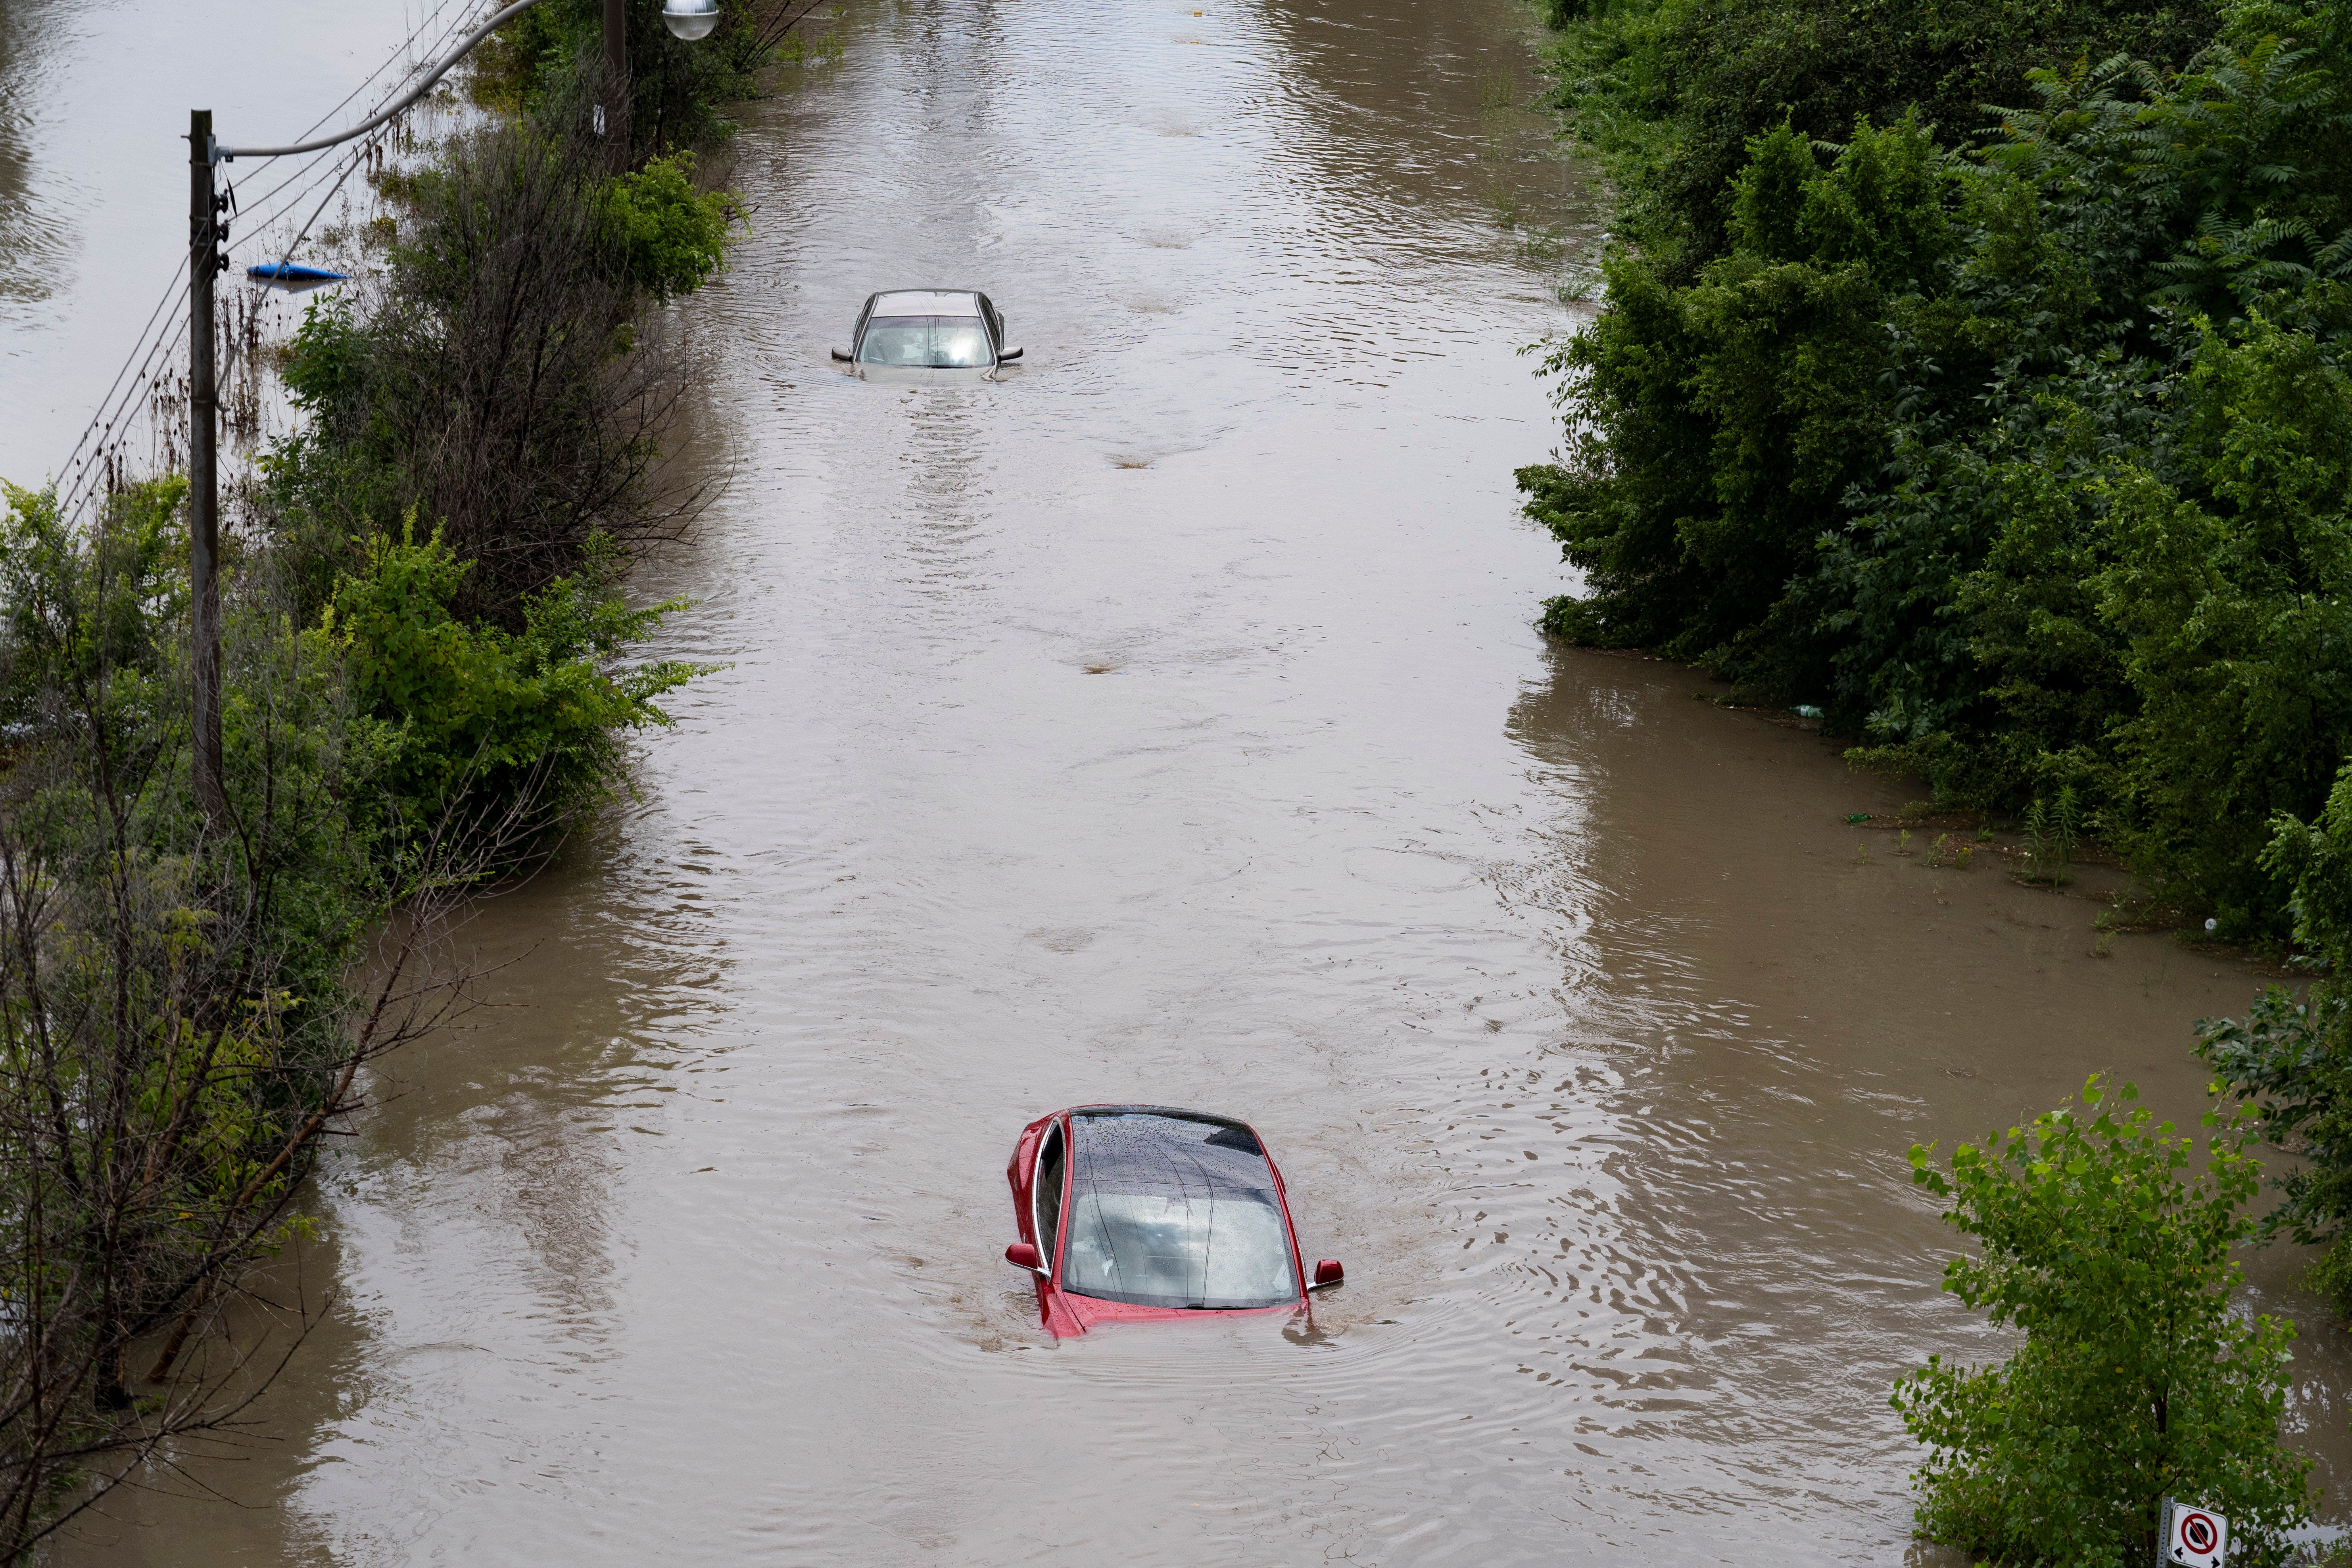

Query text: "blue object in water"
[247, 262, 348, 283]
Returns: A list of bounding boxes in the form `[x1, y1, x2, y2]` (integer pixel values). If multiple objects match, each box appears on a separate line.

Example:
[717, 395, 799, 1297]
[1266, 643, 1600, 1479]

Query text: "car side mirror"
[1005, 1241, 1043, 1272]
[829, 346, 853, 362]
[997, 345, 1023, 361]
[1310, 1258, 1344, 1290]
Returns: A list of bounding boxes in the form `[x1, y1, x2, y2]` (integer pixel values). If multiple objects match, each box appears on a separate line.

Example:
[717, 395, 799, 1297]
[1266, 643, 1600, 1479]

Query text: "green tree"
[1535, 0, 2221, 276]
[2096, 318, 2352, 931]
[1523, 7, 2352, 933]
[1893, 1077, 2310, 1564]
[1525, 114, 1955, 698]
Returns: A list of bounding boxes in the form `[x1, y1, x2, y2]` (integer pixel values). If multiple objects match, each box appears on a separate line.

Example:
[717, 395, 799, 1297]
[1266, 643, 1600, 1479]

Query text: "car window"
[1035, 1124, 1066, 1272]
[856, 315, 993, 368]
[1059, 1113, 1298, 1309]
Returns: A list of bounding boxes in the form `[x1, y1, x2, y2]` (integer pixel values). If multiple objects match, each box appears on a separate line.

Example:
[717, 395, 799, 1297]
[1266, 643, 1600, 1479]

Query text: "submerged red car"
[1005, 1104, 1343, 1338]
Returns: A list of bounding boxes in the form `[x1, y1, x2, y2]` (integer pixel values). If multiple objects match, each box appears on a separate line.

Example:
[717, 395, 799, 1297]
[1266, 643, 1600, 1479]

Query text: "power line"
[225, 0, 536, 159]
[53, 259, 190, 505]
[58, 297, 193, 526]
[228, 0, 474, 230]
[56, 2, 470, 512]
[52, 0, 492, 522]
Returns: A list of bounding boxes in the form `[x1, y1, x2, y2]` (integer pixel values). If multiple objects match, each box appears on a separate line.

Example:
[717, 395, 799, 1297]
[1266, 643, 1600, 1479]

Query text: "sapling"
[1895, 1078, 2311, 1562]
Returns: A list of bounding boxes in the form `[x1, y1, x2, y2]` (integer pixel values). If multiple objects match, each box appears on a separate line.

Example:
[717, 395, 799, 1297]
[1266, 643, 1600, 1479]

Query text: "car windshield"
[1059, 1112, 1299, 1310]
[857, 314, 992, 367]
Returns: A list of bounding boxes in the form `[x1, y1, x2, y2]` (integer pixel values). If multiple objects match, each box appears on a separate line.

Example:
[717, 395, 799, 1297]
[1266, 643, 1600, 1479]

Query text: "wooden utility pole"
[187, 109, 226, 825]
[604, 0, 630, 147]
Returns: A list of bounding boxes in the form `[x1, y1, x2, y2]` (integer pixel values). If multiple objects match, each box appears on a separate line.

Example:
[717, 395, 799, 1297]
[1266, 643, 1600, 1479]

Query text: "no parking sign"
[2162, 1498, 2229, 1568]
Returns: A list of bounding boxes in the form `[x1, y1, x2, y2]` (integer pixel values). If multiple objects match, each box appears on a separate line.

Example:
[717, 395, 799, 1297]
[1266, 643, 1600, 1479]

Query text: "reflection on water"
[0, 0, 72, 311]
[37, 0, 2351, 1564]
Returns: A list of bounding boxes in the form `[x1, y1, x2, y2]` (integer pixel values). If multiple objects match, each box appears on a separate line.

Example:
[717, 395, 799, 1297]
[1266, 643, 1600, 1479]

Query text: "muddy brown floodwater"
[18, 0, 2352, 1562]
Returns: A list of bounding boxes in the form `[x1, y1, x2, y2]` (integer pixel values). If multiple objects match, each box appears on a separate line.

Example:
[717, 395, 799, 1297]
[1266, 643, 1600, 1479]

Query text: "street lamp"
[661, 0, 723, 41]
[182, 0, 709, 823]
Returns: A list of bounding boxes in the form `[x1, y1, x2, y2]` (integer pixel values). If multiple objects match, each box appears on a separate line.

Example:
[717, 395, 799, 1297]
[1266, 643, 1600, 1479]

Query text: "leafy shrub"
[599, 153, 745, 301]
[320, 520, 705, 836]
[1895, 1077, 2311, 1564]
[2198, 765, 2352, 1310]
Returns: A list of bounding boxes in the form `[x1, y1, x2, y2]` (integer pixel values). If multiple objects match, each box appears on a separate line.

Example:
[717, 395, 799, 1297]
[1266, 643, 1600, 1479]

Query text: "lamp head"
[661, 0, 721, 41]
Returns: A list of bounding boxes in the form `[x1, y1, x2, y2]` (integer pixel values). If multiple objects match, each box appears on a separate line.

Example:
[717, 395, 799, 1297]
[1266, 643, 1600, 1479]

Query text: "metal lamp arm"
[219, 0, 543, 160]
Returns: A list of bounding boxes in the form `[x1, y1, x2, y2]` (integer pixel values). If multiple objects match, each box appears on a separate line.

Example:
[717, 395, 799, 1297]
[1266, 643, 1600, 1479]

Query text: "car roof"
[870, 289, 984, 315]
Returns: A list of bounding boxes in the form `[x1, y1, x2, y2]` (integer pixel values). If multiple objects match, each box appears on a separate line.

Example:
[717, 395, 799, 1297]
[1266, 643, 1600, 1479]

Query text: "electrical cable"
[228, 0, 474, 232]
[54, 11, 461, 514]
[223, 0, 537, 159]
[247, 144, 374, 313]
[52, 0, 490, 521]
[228, 0, 513, 403]
[219, 0, 478, 270]
[54, 259, 189, 505]
[204, 2, 490, 472]
[61, 0, 469, 470]
[59, 300, 191, 525]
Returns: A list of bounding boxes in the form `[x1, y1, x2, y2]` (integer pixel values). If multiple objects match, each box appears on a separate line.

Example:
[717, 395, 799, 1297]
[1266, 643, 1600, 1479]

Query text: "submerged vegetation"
[1521, 0, 2352, 941]
[0, 476, 501, 1551]
[0, 2, 790, 1549]
[1524, 0, 2352, 1536]
[2196, 771, 2352, 1320]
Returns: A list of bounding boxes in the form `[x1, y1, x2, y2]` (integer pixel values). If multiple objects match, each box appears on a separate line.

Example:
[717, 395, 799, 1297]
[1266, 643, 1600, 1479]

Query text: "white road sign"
[2162, 1498, 2229, 1568]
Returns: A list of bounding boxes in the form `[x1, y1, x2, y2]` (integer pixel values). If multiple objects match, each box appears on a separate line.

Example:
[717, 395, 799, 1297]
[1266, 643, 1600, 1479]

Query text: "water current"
[11, 0, 2352, 1562]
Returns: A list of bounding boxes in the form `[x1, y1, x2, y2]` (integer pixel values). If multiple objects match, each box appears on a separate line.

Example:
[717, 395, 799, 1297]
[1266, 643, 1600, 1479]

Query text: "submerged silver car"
[830, 290, 1023, 371]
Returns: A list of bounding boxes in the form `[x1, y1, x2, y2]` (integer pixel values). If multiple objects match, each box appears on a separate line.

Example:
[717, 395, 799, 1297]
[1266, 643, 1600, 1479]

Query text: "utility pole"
[187, 109, 227, 825]
[604, 0, 630, 148]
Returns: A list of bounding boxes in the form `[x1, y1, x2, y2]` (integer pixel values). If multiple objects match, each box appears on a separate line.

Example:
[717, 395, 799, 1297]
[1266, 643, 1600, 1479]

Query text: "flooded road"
[15, 0, 2352, 1563]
